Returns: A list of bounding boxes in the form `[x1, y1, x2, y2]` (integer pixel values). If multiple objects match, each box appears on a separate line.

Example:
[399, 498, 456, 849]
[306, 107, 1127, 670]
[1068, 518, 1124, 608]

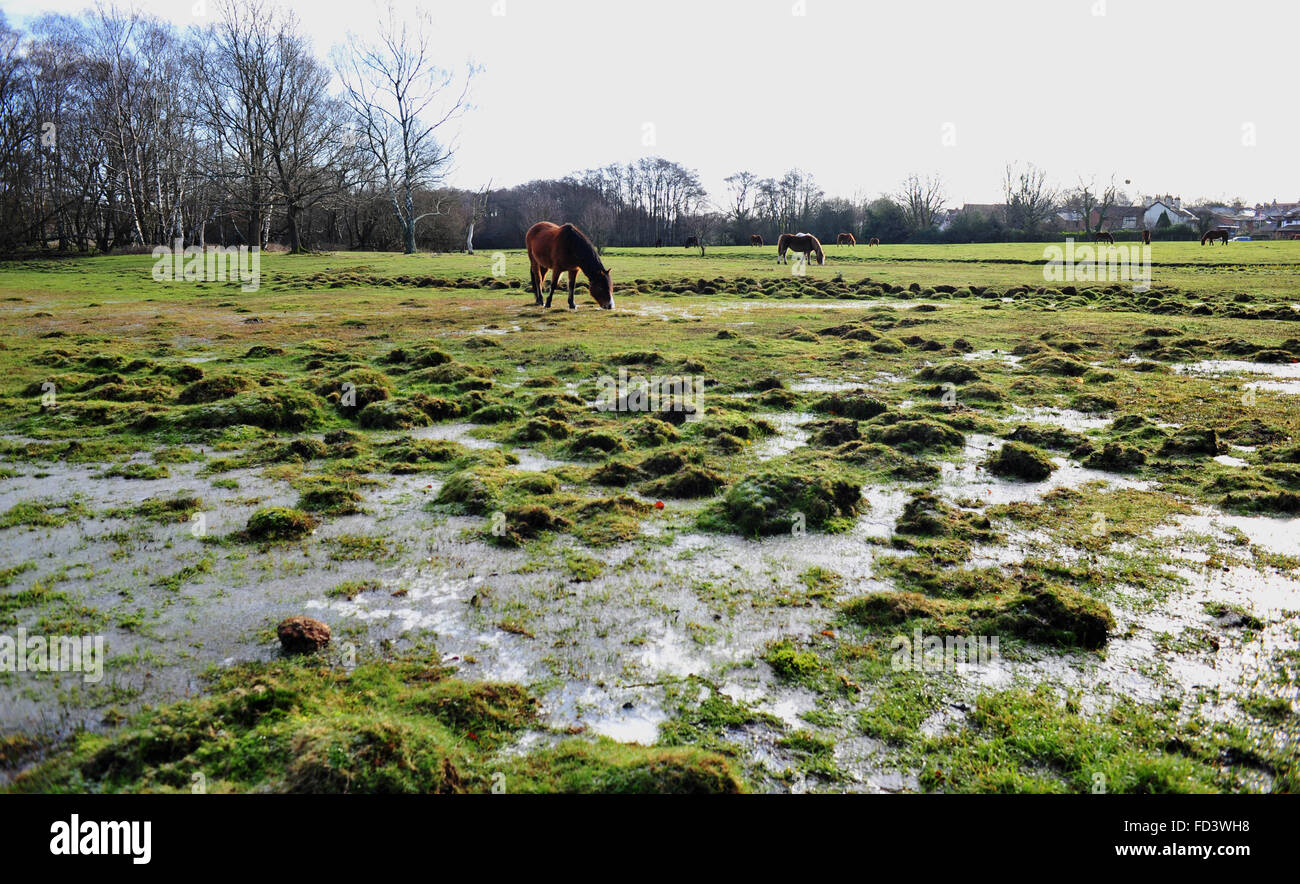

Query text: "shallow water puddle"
[1213, 455, 1250, 468]
[788, 379, 864, 393]
[939, 433, 1149, 506]
[1173, 359, 1300, 394]
[1246, 379, 1300, 395]
[1172, 359, 1300, 380]
[1002, 405, 1112, 431]
[1155, 508, 1300, 558]
[962, 349, 1022, 366]
[754, 412, 815, 460]
[409, 422, 498, 449]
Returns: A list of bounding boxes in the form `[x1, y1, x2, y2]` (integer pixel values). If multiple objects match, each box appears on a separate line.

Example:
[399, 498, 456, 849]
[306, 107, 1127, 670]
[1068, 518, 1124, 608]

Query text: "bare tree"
[896, 173, 945, 233]
[0, 12, 31, 249]
[1064, 174, 1123, 235]
[336, 3, 475, 254]
[199, 0, 275, 247]
[577, 196, 613, 253]
[1002, 162, 1056, 235]
[724, 171, 757, 223]
[249, 7, 350, 252]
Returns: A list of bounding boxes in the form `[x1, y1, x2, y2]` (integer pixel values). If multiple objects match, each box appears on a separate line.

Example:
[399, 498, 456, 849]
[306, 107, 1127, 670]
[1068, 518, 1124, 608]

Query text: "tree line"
[0, 4, 1219, 255]
[0, 1, 479, 254]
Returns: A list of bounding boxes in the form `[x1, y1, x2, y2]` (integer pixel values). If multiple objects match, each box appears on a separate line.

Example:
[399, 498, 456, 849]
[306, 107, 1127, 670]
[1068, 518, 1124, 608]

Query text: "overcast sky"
[5, 0, 1298, 207]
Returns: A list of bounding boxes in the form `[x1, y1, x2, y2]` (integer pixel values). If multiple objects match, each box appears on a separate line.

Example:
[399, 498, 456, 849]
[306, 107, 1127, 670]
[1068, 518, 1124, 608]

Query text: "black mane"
[560, 223, 604, 277]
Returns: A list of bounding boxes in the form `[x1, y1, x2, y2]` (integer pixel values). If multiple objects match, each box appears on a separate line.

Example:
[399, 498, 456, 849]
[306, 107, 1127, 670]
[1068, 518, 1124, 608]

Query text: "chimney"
[1173, 196, 1181, 210]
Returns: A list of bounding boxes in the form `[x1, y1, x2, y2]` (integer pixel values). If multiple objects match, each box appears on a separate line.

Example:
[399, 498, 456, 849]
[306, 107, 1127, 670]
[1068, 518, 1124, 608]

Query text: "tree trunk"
[286, 203, 302, 253]
[466, 221, 474, 254]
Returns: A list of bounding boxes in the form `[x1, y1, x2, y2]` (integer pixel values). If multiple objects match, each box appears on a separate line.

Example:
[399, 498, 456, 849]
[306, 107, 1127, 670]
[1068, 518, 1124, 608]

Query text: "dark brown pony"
[750, 234, 764, 246]
[867, 237, 880, 246]
[654, 238, 663, 247]
[837, 232, 856, 246]
[683, 236, 699, 249]
[1141, 230, 1151, 245]
[1291, 234, 1300, 240]
[525, 221, 613, 310]
[1095, 231, 1115, 244]
[776, 233, 825, 266]
[1201, 229, 1229, 245]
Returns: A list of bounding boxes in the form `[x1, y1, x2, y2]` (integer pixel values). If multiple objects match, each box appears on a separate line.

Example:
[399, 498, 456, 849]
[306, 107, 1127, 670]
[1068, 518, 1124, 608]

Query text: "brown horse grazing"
[1095, 231, 1115, 244]
[776, 233, 825, 266]
[867, 237, 880, 246]
[525, 221, 613, 310]
[683, 236, 699, 249]
[750, 234, 764, 246]
[1291, 234, 1300, 240]
[1141, 230, 1151, 245]
[1201, 229, 1230, 245]
[837, 232, 856, 246]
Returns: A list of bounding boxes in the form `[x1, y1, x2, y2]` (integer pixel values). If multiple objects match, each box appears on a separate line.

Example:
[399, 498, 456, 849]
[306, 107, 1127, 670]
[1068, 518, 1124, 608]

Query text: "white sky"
[5, 0, 1298, 207]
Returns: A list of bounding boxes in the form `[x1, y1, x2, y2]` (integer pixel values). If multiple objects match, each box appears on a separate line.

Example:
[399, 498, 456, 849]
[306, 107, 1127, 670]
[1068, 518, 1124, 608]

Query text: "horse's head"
[590, 265, 614, 309]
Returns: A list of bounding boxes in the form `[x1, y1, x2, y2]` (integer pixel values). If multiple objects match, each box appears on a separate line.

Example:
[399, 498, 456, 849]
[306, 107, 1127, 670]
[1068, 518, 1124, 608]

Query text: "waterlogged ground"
[1, 244, 1298, 793]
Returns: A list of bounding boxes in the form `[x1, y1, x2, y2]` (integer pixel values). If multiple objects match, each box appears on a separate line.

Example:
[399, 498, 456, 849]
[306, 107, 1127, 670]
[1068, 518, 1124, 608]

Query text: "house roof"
[1146, 201, 1197, 222]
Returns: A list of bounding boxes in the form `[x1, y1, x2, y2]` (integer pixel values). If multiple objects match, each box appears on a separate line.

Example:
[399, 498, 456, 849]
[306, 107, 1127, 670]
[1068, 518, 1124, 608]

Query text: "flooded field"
[1, 249, 1297, 793]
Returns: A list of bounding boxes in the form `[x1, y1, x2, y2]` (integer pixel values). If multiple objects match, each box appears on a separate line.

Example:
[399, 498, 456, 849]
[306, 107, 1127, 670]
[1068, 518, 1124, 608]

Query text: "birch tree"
[336, 4, 474, 254]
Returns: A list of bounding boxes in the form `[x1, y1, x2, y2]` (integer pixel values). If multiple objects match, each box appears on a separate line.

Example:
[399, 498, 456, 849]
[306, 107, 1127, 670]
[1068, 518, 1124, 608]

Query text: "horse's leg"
[529, 260, 543, 305]
[545, 268, 561, 308]
[566, 269, 577, 310]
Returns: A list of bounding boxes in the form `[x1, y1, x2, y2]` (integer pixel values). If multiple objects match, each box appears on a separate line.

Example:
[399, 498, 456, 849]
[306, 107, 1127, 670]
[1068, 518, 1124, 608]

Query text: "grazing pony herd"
[525, 215, 1259, 310]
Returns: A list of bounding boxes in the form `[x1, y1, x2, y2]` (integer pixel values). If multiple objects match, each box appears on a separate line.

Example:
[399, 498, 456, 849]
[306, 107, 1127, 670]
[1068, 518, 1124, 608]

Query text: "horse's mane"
[560, 224, 603, 276]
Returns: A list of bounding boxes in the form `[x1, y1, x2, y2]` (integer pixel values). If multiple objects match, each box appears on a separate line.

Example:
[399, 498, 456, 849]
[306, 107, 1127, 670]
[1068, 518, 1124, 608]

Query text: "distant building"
[1143, 196, 1198, 229]
[1056, 208, 1084, 229]
[1090, 205, 1146, 231]
[1253, 200, 1300, 237]
[1191, 200, 1299, 237]
[946, 196, 1297, 237]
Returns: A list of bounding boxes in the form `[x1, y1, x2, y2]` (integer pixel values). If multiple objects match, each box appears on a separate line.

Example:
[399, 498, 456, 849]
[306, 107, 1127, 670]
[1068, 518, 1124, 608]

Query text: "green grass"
[4, 244, 1299, 793]
[5, 654, 742, 794]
